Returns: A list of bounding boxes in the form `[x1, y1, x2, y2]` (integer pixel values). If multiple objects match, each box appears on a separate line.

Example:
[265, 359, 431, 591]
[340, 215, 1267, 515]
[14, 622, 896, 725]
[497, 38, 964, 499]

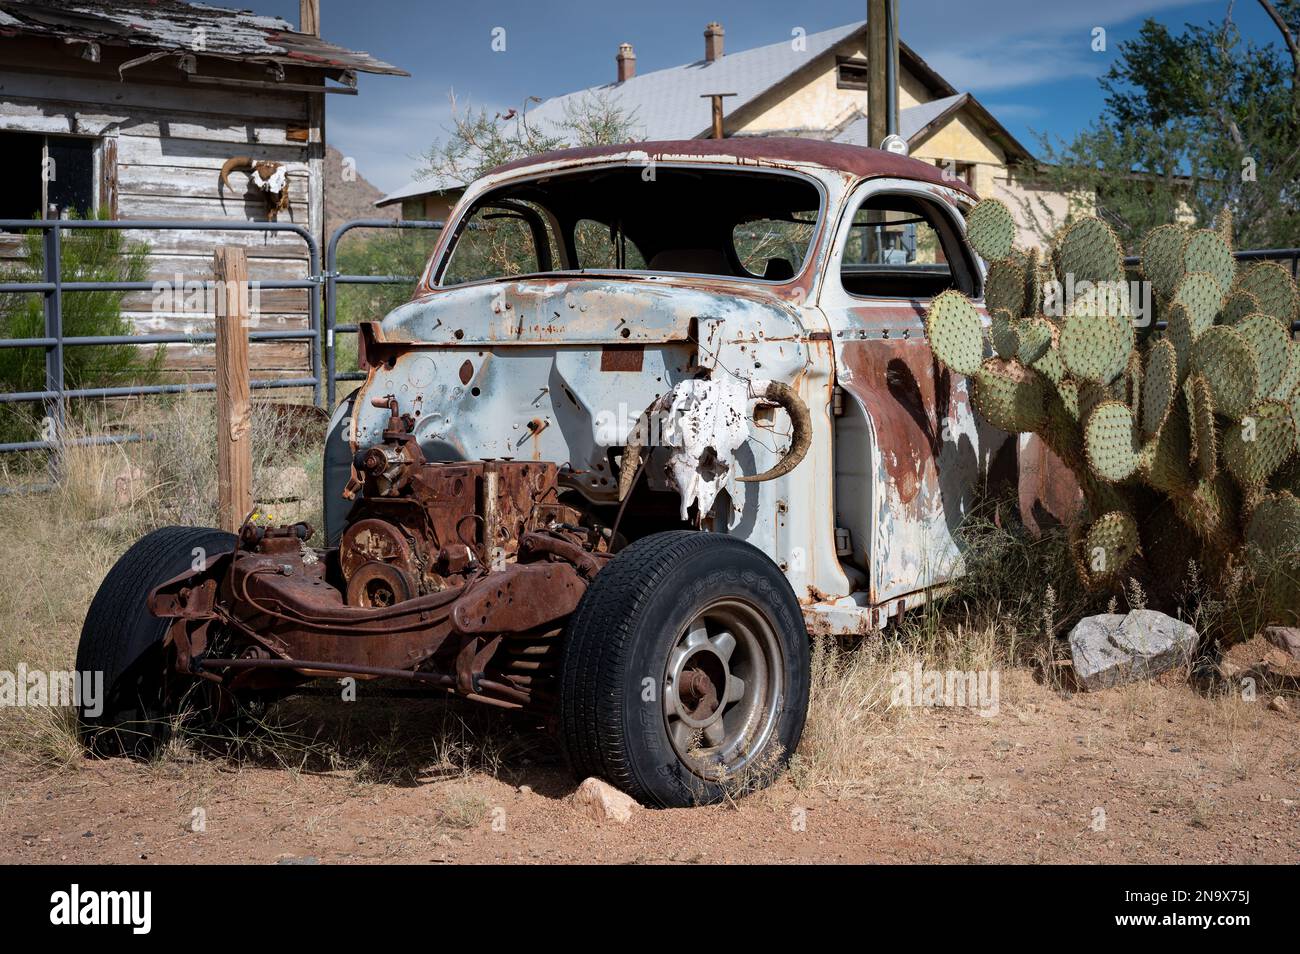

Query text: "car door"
[819, 177, 1009, 614]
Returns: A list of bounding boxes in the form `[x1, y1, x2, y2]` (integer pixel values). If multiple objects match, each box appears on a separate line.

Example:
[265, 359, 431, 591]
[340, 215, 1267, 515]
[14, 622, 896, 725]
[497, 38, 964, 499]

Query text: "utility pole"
[867, 0, 900, 149]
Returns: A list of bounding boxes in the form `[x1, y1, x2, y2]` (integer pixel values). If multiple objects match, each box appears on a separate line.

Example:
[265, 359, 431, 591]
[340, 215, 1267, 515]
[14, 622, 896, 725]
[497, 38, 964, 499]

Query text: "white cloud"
[904, 0, 1196, 93]
[327, 87, 506, 194]
[981, 102, 1048, 121]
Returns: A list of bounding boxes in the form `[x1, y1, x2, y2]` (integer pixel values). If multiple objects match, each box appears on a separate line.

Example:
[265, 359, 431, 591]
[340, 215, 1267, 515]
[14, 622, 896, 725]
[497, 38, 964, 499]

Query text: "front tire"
[76, 526, 236, 757]
[559, 531, 810, 807]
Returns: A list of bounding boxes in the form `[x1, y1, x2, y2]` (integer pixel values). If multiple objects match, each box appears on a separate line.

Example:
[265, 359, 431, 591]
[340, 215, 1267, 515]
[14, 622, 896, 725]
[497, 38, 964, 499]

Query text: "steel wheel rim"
[662, 597, 783, 780]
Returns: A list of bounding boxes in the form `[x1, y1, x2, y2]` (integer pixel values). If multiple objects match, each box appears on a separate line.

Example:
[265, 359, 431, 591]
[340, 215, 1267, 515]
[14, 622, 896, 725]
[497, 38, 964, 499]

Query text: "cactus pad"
[1238, 313, 1291, 398]
[1060, 308, 1132, 384]
[966, 199, 1016, 262]
[1182, 229, 1237, 296]
[1142, 405, 1193, 493]
[973, 358, 1045, 433]
[1017, 316, 1054, 365]
[1057, 216, 1124, 285]
[1164, 303, 1196, 384]
[991, 311, 1020, 360]
[925, 290, 985, 376]
[1142, 224, 1188, 303]
[986, 255, 1027, 317]
[1218, 289, 1260, 326]
[1082, 511, 1140, 580]
[1085, 400, 1142, 482]
[1141, 338, 1178, 437]
[1213, 206, 1234, 250]
[1187, 374, 1219, 481]
[1245, 491, 1300, 627]
[1235, 262, 1298, 325]
[1193, 325, 1260, 419]
[1246, 492, 1300, 561]
[1222, 400, 1298, 489]
[1274, 341, 1300, 403]
[1173, 271, 1225, 336]
[1023, 246, 1043, 316]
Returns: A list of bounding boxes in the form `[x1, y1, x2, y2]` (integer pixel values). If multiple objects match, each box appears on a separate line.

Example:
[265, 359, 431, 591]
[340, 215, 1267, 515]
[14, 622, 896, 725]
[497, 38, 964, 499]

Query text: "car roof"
[485, 137, 978, 199]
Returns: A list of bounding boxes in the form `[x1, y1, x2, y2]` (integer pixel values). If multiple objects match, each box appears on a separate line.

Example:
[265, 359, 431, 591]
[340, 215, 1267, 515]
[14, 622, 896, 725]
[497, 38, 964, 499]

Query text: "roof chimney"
[616, 42, 636, 82]
[704, 22, 724, 62]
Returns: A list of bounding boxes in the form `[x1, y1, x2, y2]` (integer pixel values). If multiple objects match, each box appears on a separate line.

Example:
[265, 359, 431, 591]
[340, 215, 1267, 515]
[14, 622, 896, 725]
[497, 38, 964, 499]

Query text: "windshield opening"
[435, 165, 823, 287]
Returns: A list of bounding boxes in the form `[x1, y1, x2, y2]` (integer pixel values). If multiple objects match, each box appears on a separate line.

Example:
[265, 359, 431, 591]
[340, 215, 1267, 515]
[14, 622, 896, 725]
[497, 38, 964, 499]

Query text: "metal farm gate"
[0, 214, 1295, 492]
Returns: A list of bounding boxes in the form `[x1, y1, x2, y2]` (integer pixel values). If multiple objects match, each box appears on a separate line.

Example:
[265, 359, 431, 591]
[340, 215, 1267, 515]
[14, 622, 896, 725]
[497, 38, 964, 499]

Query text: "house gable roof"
[525, 20, 954, 143]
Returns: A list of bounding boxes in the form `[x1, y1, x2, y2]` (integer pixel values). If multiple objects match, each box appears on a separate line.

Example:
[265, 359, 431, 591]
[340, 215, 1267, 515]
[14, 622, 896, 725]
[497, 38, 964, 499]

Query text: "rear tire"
[559, 531, 810, 807]
[76, 526, 236, 757]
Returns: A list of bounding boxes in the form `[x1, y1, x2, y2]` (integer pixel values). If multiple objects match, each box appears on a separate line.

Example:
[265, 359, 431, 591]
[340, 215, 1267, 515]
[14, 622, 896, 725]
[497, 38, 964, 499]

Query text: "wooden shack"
[0, 0, 405, 386]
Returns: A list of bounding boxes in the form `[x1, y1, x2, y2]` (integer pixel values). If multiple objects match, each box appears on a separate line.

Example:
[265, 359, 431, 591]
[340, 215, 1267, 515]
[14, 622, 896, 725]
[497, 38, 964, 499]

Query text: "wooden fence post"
[214, 246, 253, 533]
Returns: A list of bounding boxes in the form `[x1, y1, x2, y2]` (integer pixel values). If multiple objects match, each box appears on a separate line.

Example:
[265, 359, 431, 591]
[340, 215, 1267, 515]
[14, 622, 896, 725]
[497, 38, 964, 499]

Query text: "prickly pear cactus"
[935, 198, 1300, 625]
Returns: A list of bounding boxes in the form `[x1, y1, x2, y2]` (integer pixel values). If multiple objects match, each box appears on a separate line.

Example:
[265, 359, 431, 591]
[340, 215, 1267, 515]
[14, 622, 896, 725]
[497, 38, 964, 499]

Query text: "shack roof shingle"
[0, 0, 407, 76]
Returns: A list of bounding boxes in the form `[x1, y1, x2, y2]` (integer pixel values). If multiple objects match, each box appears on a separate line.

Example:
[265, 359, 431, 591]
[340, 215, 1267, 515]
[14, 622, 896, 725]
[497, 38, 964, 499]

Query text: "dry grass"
[0, 393, 322, 764]
[0, 416, 1288, 806]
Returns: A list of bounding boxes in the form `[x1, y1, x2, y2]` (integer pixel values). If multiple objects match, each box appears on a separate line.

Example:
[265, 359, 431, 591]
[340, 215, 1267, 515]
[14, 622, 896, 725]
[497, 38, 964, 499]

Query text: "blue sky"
[253, 0, 1286, 194]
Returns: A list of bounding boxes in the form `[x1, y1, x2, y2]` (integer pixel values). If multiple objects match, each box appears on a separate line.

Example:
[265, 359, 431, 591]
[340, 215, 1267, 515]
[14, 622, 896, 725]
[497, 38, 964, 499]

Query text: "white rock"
[573, 777, 640, 824]
[1068, 610, 1197, 691]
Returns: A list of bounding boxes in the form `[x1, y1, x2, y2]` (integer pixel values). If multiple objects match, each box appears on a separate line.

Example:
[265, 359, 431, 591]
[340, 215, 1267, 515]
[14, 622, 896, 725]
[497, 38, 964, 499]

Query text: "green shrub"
[0, 210, 162, 443]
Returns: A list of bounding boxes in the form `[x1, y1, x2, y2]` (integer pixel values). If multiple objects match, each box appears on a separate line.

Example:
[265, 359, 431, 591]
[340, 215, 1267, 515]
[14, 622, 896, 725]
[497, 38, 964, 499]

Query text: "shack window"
[0, 132, 96, 224]
[839, 193, 975, 299]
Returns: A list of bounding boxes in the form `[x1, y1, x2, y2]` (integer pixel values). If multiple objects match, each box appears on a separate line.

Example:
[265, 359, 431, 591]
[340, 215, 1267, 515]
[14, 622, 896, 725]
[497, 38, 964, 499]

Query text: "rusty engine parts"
[147, 395, 607, 711]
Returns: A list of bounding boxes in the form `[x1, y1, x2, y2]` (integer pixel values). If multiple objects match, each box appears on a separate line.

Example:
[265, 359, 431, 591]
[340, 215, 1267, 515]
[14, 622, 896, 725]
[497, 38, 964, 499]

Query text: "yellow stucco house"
[379, 19, 1072, 246]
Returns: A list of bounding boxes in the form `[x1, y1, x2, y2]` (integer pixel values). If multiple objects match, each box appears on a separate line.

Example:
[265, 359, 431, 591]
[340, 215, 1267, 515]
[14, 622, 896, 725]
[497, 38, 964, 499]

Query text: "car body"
[85, 139, 1022, 805]
[326, 138, 1000, 632]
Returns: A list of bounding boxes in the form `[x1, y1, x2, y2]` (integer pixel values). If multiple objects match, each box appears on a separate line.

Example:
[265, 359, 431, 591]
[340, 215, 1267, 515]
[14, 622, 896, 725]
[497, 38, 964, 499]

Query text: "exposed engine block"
[339, 397, 580, 607]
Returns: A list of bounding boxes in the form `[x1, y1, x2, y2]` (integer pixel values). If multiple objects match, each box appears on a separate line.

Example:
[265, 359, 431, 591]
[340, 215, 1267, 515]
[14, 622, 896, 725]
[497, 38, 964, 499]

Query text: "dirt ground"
[3, 669, 1296, 865]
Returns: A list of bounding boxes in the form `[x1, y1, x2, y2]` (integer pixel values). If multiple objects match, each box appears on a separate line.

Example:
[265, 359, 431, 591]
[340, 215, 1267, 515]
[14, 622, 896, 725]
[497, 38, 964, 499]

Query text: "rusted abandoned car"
[79, 138, 999, 807]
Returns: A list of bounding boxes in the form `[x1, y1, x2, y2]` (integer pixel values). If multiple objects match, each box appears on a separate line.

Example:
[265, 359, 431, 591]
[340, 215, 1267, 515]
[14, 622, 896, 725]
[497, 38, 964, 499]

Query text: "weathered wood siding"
[0, 39, 324, 381]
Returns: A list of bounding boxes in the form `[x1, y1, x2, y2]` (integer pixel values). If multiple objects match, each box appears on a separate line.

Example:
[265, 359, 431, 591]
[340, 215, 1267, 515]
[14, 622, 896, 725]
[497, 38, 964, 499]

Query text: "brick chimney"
[704, 22, 724, 62]
[616, 42, 636, 82]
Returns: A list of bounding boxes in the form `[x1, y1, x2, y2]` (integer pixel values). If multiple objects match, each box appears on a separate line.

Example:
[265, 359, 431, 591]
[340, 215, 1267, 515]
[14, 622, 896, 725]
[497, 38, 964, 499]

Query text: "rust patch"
[838, 339, 952, 509]
[458, 359, 474, 384]
[600, 344, 644, 372]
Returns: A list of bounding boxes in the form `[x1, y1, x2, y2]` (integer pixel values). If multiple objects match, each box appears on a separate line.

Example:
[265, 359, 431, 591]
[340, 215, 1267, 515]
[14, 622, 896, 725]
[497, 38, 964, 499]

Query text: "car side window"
[573, 219, 646, 270]
[442, 201, 558, 286]
[839, 194, 973, 299]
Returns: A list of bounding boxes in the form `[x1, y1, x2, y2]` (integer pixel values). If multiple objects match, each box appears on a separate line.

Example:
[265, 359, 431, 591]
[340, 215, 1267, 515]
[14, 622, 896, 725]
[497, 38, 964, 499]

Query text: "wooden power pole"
[300, 0, 320, 37]
[214, 246, 253, 533]
[867, 0, 900, 149]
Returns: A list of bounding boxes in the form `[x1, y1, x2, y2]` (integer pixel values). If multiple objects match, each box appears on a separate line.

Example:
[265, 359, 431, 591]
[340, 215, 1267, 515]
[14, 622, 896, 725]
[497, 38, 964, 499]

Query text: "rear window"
[435, 166, 822, 286]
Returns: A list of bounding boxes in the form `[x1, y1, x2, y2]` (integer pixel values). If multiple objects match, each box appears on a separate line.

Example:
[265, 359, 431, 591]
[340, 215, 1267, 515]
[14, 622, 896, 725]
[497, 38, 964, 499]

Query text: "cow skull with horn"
[220, 156, 291, 221]
[617, 377, 812, 521]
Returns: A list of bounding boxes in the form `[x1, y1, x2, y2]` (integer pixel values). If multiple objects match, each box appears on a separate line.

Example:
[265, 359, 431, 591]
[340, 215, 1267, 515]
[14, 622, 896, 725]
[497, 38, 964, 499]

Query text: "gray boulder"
[1068, 610, 1197, 691]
